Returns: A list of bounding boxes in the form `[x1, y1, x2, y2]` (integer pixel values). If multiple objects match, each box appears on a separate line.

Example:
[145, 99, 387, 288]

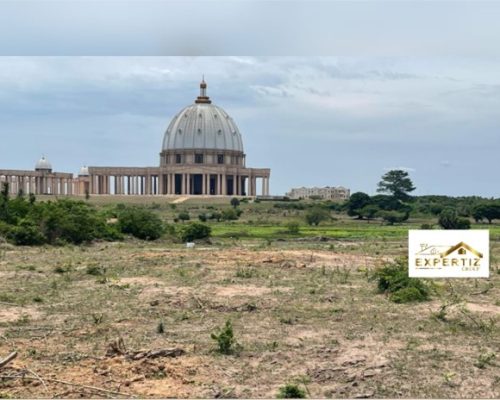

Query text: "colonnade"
[88, 171, 271, 196]
[0, 173, 74, 195]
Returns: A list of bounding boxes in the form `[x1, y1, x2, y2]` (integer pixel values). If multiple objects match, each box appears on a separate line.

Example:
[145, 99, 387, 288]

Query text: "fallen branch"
[0, 372, 136, 398]
[127, 348, 185, 361]
[0, 351, 17, 369]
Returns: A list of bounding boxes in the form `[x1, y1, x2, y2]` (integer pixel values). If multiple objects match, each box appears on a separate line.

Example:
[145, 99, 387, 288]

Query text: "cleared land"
[0, 197, 499, 398]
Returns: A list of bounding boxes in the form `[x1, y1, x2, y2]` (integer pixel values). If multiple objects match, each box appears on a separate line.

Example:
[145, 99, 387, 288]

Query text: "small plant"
[372, 258, 430, 303]
[157, 321, 165, 334]
[285, 221, 300, 234]
[475, 351, 496, 369]
[211, 319, 239, 355]
[86, 265, 105, 276]
[235, 268, 256, 278]
[276, 384, 307, 399]
[91, 313, 104, 325]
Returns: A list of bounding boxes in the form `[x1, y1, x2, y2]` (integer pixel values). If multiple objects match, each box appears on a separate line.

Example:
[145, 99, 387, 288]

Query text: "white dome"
[35, 156, 52, 170]
[79, 166, 89, 176]
[162, 80, 244, 153]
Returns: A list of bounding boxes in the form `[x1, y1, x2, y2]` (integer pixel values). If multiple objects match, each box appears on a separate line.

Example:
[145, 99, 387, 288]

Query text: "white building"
[286, 186, 350, 201]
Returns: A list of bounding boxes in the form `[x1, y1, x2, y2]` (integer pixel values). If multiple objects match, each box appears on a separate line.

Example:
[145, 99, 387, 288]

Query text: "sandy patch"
[214, 285, 291, 297]
[466, 302, 500, 314]
[0, 306, 41, 323]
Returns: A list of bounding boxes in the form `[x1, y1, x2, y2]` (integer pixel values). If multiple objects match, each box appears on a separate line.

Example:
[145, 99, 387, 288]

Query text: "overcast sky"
[0, 1, 499, 197]
[0, 56, 498, 197]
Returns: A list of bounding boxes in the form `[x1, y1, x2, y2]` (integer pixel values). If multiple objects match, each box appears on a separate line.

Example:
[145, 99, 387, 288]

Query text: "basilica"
[0, 80, 271, 197]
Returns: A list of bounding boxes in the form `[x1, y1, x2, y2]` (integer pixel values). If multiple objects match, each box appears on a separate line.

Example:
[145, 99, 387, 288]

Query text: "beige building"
[286, 186, 350, 201]
[0, 80, 271, 197]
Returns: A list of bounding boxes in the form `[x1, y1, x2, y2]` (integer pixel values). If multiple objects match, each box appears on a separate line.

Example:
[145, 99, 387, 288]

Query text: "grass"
[0, 197, 499, 398]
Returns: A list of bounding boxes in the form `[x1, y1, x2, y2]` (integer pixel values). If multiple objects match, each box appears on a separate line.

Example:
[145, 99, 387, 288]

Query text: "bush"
[221, 208, 240, 221]
[230, 197, 240, 208]
[285, 221, 300, 234]
[211, 320, 238, 355]
[373, 258, 430, 303]
[177, 211, 190, 222]
[178, 222, 211, 242]
[304, 207, 329, 226]
[438, 208, 470, 229]
[277, 384, 307, 399]
[7, 219, 45, 246]
[117, 207, 165, 240]
[198, 213, 207, 222]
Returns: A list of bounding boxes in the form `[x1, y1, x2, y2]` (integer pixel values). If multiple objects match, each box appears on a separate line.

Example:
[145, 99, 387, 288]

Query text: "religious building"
[0, 80, 271, 197]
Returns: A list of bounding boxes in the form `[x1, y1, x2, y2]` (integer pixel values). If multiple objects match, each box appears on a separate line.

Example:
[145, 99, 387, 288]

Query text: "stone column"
[222, 174, 227, 195]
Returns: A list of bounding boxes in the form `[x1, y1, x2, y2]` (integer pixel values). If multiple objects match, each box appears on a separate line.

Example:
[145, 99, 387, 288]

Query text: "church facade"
[0, 80, 271, 197]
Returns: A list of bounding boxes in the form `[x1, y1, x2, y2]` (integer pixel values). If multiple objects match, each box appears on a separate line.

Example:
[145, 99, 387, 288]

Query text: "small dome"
[79, 166, 89, 176]
[35, 156, 52, 171]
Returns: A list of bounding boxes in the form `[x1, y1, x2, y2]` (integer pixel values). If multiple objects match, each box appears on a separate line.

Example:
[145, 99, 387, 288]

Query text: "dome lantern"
[195, 76, 211, 104]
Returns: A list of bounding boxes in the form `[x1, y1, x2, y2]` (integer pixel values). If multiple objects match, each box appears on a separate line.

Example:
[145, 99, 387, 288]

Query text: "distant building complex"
[0, 80, 271, 197]
[286, 186, 350, 201]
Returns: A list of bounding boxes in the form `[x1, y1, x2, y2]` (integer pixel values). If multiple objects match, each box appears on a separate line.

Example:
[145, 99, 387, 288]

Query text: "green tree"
[377, 169, 416, 201]
[118, 207, 165, 240]
[230, 197, 240, 208]
[472, 203, 500, 224]
[346, 192, 371, 218]
[304, 207, 329, 226]
[438, 207, 470, 230]
[377, 210, 409, 225]
[178, 222, 211, 242]
[359, 204, 379, 222]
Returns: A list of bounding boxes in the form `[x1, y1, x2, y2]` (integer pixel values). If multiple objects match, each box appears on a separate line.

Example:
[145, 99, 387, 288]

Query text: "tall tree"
[377, 169, 416, 201]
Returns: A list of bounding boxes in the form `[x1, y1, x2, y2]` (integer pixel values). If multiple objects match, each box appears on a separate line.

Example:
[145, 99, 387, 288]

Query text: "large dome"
[162, 80, 244, 153]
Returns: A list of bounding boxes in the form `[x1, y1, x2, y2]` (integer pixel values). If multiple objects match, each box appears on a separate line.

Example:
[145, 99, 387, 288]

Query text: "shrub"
[178, 222, 211, 242]
[177, 211, 190, 222]
[304, 207, 329, 226]
[198, 213, 207, 222]
[230, 197, 240, 208]
[438, 207, 471, 230]
[221, 208, 240, 221]
[117, 207, 165, 240]
[276, 384, 307, 399]
[373, 258, 430, 303]
[285, 221, 300, 234]
[211, 320, 238, 355]
[7, 219, 45, 246]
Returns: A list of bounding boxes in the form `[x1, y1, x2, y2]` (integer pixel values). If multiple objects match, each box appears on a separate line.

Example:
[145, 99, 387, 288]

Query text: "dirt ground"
[0, 241, 498, 398]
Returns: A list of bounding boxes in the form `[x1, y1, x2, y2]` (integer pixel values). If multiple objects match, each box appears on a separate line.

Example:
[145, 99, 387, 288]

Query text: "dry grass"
[0, 237, 498, 398]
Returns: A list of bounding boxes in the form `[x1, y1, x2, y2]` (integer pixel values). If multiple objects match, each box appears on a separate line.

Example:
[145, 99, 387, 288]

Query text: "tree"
[346, 192, 371, 219]
[359, 205, 379, 222]
[230, 197, 240, 208]
[472, 203, 500, 224]
[305, 207, 329, 226]
[178, 222, 211, 242]
[377, 169, 416, 201]
[438, 207, 470, 230]
[377, 210, 409, 225]
[118, 207, 165, 240]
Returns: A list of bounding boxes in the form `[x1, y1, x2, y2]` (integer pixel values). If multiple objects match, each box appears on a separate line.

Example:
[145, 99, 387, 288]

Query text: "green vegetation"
[117, 206, 165, 240]
[277, 384, 307, 399]
[377, 169, 416, 201]
[438, 207, 471, 230]
[178, 222, 211, 242]
[211, 319, 239, 355]
[373, 258, 430, 303]
[304, 207, 329, 226]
